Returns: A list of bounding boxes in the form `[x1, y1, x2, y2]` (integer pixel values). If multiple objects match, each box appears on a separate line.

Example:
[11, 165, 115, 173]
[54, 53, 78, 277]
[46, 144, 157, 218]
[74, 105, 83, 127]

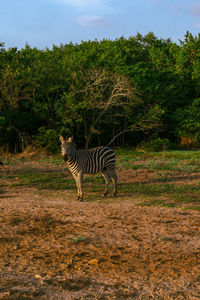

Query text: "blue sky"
[1, 0, 200, 49]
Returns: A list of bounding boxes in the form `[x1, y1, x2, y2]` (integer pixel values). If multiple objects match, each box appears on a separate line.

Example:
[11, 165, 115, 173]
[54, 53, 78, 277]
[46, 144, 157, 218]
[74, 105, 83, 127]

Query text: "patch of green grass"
[84, 175, 104, 183]
[117, 156, 200, 172]
[139, 198, 176, 208]
[10, 171, 75, 190]
[116, 149, 200, 172]
[120, 181, 200, 210]
[161, 150, 200, 160]
[69, 235, 85, 243]
[2, 157, 32, 166]
[115, 149, 144, 157]
[38, 157, 63, 165]
[3, 174, 16, 179]
[174, 194, 200, 203]
[160, 235, 177, 242]
[187, 206, 200, 211]
[127, 182, 200, 195]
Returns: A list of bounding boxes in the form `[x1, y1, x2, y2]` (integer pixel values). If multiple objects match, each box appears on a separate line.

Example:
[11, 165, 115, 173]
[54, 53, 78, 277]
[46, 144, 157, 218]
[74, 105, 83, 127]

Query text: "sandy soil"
[0, 161, 200, 299]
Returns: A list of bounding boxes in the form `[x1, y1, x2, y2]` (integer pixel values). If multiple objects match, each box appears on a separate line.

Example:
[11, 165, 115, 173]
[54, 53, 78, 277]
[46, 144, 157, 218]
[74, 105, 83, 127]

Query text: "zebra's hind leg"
[111, 171, 117, 197]
[101, 171, 111, 198]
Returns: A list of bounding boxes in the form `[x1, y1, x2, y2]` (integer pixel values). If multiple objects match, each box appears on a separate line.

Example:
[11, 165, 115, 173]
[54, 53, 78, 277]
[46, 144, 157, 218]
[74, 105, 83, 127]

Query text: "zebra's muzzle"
[63, 154, 68, 161]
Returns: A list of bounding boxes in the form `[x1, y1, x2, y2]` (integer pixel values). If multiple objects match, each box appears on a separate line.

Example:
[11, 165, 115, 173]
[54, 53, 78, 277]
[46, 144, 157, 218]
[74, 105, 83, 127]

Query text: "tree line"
[0, 31, 200, 153]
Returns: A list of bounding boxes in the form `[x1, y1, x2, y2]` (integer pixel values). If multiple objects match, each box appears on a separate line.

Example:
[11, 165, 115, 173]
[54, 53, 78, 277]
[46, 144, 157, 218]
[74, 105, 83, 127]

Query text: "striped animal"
[59, 136, 117, 201]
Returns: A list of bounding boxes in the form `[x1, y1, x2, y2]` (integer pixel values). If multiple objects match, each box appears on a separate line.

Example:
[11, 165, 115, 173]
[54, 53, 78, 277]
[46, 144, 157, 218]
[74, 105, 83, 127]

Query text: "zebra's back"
[68, 146, 115, 174]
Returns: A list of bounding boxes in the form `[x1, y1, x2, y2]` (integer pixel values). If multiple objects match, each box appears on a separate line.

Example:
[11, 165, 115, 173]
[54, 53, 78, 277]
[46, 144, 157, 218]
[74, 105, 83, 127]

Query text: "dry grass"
[0, 153, 200, 299]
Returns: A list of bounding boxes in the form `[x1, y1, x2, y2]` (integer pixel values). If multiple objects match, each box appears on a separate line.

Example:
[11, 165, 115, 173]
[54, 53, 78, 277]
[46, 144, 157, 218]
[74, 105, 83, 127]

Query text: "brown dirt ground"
[0, 161, 200, 299]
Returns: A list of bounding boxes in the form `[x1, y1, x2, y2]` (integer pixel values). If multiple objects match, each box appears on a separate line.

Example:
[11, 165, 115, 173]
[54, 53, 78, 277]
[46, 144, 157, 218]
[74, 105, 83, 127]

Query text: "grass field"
[0, 150, 200, 299]
[2, 149, 200, 209]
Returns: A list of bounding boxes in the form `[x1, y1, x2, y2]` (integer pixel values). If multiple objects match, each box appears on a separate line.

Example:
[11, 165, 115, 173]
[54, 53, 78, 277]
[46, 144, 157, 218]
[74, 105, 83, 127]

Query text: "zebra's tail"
[106, 129, 132, 147]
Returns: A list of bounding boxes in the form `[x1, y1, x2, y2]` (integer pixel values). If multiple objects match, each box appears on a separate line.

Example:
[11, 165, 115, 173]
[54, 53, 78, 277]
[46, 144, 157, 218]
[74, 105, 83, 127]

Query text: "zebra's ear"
[59, 135, 64, 143]
[68, 136, 73, 142]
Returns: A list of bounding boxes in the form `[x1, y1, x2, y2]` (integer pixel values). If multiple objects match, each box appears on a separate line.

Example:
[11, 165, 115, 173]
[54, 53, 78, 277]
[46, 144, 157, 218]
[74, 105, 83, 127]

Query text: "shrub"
[36, 128, 59, 153]
[139, 138, 173, 152]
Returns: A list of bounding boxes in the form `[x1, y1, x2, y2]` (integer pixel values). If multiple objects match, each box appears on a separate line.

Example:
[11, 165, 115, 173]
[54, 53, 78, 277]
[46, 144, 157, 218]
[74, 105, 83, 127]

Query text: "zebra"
[59, 136, 117, 201]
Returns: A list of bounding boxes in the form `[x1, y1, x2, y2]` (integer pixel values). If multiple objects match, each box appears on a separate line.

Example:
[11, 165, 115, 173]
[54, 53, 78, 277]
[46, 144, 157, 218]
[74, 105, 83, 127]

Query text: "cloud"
[171, 4, 183, 13]
[77, 15, 107, 27]
[192, 4, 200, 16]
[54, 0, 101, 7]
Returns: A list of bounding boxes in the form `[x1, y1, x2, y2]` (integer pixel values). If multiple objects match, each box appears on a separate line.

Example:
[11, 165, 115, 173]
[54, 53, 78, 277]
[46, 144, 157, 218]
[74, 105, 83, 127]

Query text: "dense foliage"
[0, 31, 200, 152]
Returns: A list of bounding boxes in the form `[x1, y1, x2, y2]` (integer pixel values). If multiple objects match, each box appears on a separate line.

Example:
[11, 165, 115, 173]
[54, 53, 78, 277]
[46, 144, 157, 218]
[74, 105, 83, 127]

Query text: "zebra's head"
[59, 136, 74, 161]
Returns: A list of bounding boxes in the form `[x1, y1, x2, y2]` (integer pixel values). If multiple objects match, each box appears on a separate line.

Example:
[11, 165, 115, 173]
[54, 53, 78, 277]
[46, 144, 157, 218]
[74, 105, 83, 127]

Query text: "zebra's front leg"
[77, 172, 83, 201]
[101, 171, 110, 198]
[73, 173, 83, 201]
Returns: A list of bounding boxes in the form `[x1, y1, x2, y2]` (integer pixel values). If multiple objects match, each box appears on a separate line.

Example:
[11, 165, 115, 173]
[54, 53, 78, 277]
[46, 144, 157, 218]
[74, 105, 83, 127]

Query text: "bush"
[139, 138, 173, 152]
[174, 98, 200, 147]
[36, 128, 59, 153]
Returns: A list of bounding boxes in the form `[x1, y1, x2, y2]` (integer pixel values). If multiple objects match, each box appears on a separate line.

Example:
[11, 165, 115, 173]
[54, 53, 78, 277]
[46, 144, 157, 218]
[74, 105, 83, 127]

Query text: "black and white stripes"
[59, 136, 117, 201]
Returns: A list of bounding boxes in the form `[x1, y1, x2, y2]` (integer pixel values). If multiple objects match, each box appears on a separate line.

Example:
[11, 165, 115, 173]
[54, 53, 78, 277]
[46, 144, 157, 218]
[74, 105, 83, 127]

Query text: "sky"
[1, 0, 200, 49]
